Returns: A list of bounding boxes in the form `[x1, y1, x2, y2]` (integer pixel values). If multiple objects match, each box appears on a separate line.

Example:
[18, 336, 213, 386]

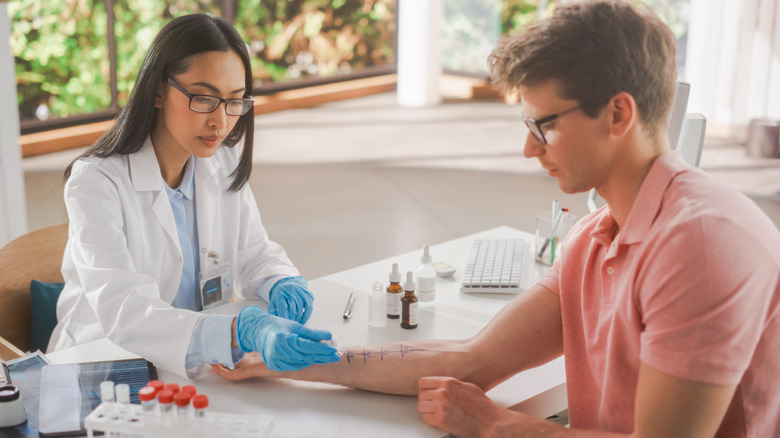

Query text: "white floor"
[21, 92, 780, 278]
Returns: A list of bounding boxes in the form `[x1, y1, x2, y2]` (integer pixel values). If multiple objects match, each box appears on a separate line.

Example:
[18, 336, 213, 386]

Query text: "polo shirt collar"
[620, 151, 688, 244]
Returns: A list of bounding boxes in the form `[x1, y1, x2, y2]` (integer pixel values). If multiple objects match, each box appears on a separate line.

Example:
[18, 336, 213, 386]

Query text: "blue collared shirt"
[164, 157, 243, 373]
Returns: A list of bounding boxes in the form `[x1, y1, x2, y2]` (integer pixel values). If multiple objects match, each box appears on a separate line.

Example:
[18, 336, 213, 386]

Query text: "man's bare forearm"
[269, 339, 483, 395]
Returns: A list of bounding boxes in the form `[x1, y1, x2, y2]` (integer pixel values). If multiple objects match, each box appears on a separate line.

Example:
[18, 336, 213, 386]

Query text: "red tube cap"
[138, 386, 156, 402]
[192, 394, 209, 409]
[157, 389, 175, 404]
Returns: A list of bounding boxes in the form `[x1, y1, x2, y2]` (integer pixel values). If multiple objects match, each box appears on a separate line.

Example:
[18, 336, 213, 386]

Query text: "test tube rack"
[85, 402, 273, 438]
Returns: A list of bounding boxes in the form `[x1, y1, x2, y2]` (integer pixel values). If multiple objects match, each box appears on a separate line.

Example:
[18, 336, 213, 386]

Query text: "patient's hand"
[211, 352, 271, 381]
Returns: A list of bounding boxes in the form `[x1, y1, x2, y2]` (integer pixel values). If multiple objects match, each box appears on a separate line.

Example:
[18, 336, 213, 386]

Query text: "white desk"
[47, 226, 566, 437]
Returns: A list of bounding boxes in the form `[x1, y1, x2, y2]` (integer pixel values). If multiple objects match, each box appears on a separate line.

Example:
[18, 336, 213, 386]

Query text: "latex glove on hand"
[236, 306, 339, 371]
[268, 276, 314, 324]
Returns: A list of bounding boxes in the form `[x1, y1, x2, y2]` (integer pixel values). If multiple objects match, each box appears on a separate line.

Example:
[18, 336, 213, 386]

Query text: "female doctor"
[48, 14, 340, 378]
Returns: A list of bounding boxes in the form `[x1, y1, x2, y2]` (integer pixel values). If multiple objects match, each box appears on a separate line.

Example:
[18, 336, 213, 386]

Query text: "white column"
[0, 2, 27, 245]
[397, 0, 443, 107]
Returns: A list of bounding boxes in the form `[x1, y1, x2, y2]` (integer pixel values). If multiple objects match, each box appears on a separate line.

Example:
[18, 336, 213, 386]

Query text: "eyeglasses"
[520, 105, 581, 146]
[166, 77, 254, 116]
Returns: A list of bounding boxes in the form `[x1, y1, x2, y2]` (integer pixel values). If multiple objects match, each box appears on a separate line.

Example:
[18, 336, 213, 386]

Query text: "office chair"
[586, 80, 707, 212]
[0, 223, 68, 360]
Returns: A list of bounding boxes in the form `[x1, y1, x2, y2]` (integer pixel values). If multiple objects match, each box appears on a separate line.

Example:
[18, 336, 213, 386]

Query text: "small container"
[100, 381, 115, 404]
[157, 389, 175, 423]
[401, 272, 419, 329]
[0, 385, 27, 428]
[138, 386, 158, 418]
[192, 394, 209, 420]
[174, 392, 192, 419]
[416, 245, 436, 303]
[386, 263, 403, 319]
[369, 281, 386, 327]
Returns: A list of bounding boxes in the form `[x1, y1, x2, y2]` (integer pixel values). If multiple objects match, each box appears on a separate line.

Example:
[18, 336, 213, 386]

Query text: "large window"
[10, 0, 397, 134]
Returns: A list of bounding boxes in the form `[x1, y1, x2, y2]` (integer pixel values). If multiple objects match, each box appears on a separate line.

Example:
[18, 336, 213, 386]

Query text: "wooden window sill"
[19, 74, 499, 158]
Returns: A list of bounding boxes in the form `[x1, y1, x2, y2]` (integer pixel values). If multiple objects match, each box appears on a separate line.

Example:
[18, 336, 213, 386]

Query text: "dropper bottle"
[416, 245, 436, 303]
[386, 263, 403, 319]
[401, 271, 418, 329]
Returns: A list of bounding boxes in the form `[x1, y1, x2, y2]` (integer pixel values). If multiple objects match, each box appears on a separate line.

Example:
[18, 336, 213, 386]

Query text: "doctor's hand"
[235, 306, 339, 372]
[269, 276, 314, 324]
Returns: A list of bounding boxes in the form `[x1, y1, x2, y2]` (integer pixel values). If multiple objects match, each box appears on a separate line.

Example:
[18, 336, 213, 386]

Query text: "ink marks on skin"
[345, 344, 427, 364]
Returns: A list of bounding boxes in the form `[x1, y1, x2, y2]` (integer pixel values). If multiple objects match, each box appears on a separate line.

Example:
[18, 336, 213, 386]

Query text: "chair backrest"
[0, 223, 68, 359]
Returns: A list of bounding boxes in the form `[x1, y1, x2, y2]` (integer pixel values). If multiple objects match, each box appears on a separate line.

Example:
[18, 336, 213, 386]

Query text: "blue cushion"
[29, 280, 64, 352]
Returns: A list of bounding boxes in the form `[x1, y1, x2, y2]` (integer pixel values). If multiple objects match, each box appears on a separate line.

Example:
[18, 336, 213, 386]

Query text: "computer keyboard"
[460, 239, 532, 294]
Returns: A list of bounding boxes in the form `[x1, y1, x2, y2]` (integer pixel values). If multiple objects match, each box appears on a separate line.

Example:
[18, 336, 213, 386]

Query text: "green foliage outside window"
[10, 0, 396, 125]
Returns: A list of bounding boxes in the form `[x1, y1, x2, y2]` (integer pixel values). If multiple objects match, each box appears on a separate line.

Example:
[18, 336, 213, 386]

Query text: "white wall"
[0, 2, 27, 245]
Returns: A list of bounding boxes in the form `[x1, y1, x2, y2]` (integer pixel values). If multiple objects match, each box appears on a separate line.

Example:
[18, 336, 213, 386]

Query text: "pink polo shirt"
[539, 151, 780, 436]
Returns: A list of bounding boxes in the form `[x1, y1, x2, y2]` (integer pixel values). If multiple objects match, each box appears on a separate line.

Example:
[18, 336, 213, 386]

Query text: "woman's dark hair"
[64, 14, 254, 191]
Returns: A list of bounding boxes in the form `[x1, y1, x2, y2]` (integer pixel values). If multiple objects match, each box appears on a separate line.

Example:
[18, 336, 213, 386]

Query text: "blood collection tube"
[157, 389, 175, 424]
[138, 386, 157, 419]
[174, 391, 192, 419]
[192, 394, 208, 419]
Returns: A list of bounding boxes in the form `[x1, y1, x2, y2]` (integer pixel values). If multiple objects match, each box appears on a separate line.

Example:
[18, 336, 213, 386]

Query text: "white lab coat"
[49, 137, 299, 377]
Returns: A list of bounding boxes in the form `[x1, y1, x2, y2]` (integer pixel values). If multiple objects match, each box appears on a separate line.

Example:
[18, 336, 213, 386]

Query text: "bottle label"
[408, 302, 418, 326]
[386, 292, 401, 316]
[417, 277, 436, 292]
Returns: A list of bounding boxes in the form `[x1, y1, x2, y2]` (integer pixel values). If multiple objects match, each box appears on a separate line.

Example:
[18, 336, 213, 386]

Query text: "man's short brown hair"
[488, 0, 677, 137]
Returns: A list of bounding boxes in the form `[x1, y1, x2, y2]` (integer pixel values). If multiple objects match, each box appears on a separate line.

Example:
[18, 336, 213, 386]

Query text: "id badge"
[199, 260, 233, 310]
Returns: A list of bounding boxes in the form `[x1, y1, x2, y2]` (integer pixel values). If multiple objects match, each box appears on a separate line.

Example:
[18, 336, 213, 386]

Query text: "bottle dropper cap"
[389, 263, 401, 283]
[421, 245, 432, 264]
[403, 271, 415, 291]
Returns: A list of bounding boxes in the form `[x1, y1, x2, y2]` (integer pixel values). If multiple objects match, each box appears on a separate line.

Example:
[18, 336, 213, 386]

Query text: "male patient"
[214, 1, 780, 436]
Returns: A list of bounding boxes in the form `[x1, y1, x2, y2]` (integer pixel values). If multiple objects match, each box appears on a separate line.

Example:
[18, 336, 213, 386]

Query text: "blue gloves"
[236, 306, 339, 371]
[269, 276, 314, 324]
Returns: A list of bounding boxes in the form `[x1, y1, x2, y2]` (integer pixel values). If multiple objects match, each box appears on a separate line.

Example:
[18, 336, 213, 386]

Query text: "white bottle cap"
[389, 263, 401, 283]
[403, 271, 415, 291]
[421, 245, 432, 264]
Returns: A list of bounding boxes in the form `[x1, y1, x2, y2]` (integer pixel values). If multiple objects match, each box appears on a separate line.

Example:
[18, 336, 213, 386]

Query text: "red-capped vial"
[174, 392, 192, 418]
[147, 380, 165, 395]
[138, 386, 157, 416]
[180, 385, 197, 397]
[157, 389, 175, 421]
[163, 383, 180, 395]
[192, 394, 209, 418]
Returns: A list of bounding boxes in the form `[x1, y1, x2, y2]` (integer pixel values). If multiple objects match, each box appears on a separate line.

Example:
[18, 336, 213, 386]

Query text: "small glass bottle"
[416, 245, 436, 303]
[401, 271, 418, 329]
[369, 281, 386, 327]
[386, 263, 403, 319]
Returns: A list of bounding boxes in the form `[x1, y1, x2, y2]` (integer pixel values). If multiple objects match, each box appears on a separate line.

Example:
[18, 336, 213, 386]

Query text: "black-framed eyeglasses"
[520, 105, 581, 146]
[166, 77, 254, 116]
